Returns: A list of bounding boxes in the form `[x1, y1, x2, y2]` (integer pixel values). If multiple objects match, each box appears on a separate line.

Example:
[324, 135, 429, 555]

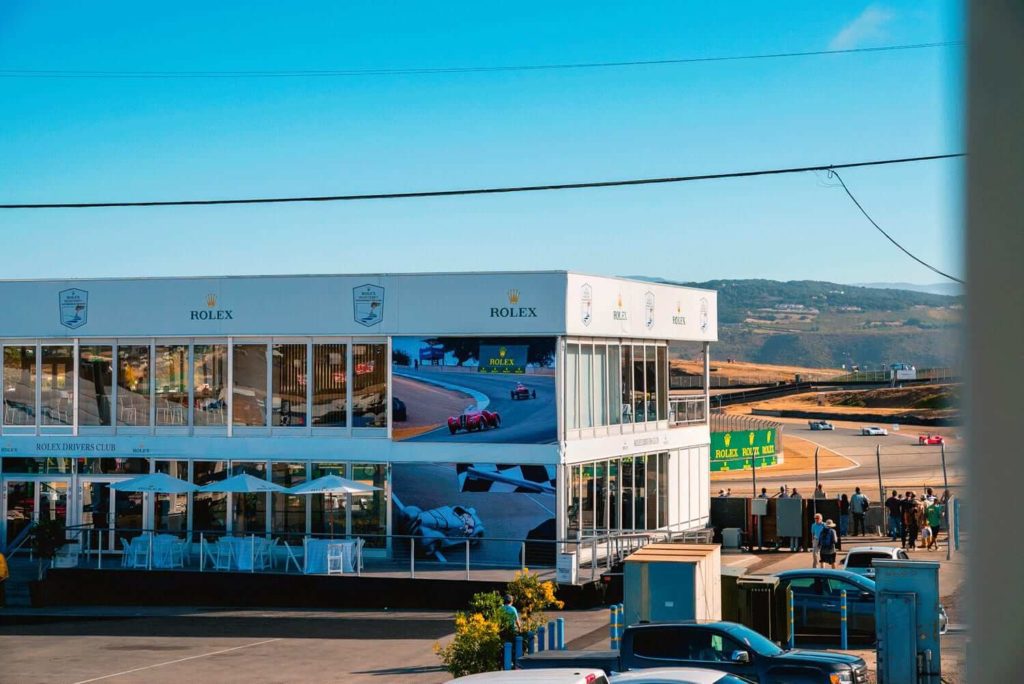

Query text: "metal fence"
[669, 395, 707, 426]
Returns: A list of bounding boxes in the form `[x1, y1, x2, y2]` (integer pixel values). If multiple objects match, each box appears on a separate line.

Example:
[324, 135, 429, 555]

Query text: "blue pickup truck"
[518, 621, 869, 684]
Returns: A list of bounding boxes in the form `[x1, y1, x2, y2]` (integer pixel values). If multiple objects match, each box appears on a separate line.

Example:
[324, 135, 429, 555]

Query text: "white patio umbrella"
[197, 473, 287, 493]
[288, 475, 380, 536]
[108, 472, 198, 493]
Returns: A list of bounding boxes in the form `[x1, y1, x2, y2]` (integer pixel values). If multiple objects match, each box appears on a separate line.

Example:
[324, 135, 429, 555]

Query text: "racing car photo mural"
[391, 336, 557, 444]
[391, 462, 557, 565]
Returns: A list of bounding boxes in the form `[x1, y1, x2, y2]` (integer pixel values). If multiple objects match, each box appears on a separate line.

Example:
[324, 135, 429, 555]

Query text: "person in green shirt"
[925, 503, 943, 550]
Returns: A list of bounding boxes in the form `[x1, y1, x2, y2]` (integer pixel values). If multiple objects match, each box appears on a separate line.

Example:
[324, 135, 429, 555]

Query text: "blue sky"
[0, 2, 963, 285]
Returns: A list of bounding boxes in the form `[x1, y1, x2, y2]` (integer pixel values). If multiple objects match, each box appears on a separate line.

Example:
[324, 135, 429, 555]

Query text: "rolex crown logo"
[507, 289, 520, 305]
[724, 433, 731, 448]
[749, 432, 755, 446]
[206, 294, 217, 308]
[616, 294, 623, 307]
[499, 346, 507, 358]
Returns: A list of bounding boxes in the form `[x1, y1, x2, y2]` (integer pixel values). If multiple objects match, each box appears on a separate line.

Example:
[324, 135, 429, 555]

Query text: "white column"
[702, 341, 711, 420]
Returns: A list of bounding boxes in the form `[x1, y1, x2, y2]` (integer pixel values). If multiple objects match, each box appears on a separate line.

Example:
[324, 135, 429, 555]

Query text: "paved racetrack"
[745, 419, 965, 497]
[396, 369, 556, 444]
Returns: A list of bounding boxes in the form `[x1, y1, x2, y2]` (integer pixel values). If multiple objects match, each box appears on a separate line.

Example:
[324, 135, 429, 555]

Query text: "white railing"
[669, 395, 707, 426]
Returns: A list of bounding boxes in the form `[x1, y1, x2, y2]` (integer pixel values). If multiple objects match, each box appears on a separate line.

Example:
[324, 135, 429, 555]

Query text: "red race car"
[918, 434, 945, 445]
[448, 410, 501, 434]
[510, 383, 537, 400]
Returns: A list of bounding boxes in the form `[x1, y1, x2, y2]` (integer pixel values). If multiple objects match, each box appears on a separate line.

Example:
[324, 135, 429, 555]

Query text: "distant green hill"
[636, 278, 963, 369]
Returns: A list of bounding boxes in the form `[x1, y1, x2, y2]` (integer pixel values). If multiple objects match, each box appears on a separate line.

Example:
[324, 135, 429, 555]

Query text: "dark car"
[511, 382, 537, 400]
[448, 409, 501, 434]
[775, 568, 947, 644]
[392, 396, 407, 422]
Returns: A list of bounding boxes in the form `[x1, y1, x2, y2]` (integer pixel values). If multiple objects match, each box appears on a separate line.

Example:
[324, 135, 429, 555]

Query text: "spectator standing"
[850, 487, 870, 536]
[818, 520, 839, 569]
[501, 594, 521, 632]
[838, 493, 851, 537]
[810, 513, 825, 568]
[774, 485, 787, 498]
[925, 488, 936, 504]
[900, 491, 916, 548]
[0, 550, 7, 607]
[718, 489, 727, 497]
[789, 488, 802, 499]
[813, 484, 827, 499]
[726, 488, 732, 497]
[758, 488, 769, 498]
[885, 490, 902, 541]
[926, 502, 943, 550]
[905, 493, 921, 549]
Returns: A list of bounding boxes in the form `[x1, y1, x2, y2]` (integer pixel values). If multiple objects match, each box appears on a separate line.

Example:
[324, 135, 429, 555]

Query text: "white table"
[128, 535, 180, 569]
[304, 539, 357, 574]
[218, 537, 267, 571]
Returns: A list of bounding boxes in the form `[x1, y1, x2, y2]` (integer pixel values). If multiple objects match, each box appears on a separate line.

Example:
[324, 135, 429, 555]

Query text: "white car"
[861, 426, 888, 436]
[841, 545, 910, 579]
[613, 668, 755, 683]
[447, 669, 609, 684]
[808, 420, 835, 431]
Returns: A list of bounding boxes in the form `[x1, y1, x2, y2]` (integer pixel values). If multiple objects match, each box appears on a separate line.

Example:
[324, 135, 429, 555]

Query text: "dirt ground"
[711, 434, 855, 484]
[729, 385, 960, 421]
[671, 358, 844, 383]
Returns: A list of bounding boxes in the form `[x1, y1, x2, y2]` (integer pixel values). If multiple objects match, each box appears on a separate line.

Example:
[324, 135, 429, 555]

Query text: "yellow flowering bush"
[506, 568, 565, 633]
[435, 610, 503, 678]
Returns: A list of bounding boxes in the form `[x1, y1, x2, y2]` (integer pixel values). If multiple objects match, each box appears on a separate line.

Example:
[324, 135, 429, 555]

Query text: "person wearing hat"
[817, 519, 839, 569]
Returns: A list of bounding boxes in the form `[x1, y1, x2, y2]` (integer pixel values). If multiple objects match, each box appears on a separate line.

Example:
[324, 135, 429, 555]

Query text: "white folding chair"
[120, 537, 132, 568]
[212, 540, 234, 571]
[129, 538, 150, 569]
[283, 541, 304, 573]
[170, 540, 187, 568]
[326, 543, 346, 575]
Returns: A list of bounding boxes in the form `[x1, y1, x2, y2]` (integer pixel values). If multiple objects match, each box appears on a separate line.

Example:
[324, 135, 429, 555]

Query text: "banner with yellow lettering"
[710, 428, 779, 472]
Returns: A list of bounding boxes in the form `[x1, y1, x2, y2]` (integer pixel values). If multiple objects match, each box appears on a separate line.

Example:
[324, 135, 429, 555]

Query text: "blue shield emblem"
[59, 288, 89, 329]
[353, 284, 384, 327]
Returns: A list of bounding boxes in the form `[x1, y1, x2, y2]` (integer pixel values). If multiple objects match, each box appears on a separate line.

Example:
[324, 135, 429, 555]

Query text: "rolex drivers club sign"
[711, 428, 779, 472]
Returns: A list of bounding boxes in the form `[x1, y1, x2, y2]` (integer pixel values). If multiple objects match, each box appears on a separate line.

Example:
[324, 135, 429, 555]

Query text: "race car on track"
[861, 426, 889, 436]
[510, 382, 537, 400]
[918, 434, 945, 445]
[808, 420, 835, 431]
[391, 493, 485, 561]
[448, 409, 501, 434]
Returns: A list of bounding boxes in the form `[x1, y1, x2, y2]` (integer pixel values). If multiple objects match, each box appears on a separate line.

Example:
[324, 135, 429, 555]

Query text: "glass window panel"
[154, 460, 189, 532]
[272, 462, 307, 538]
[311, 462, 348, 535]
[607, 345, 621, 426]
[232, 344, 268, 427]
[594, 345, 608, 427]
[231, 462, 267, 534]
[607, 459, 619, 530]
[633, 346, 646, 423]
[568, 465, 580, 535]
[352, 343, 386, 428]
[77, 457, 149, 475]
[580, 344, 594, 428]
[621, 457, 634, 529]
[38, 481, 69, 525]
[350, 463, 387, 548]
[5, 481, 35, 545]
[40, 346, 74, 426]
[193, 344, 227, 426]
[645, 346, 658, 423]
[580, 463, 595, 531]
[312, 344, 347, 427]
[117, 345, 151, 426]
[3, 346, 36, 426]
[657, 347, 668, 422]
[155, 345, 189, 426]
[621, 346, 633, 423]
[0, 456, 71, 474]
[78, 346, 113, 426]
[272, 344, 308, 427]
[646, 454, 658, 529]
[658, 452, 669, 528]
[565, 344, 579, 430]
[193, 461, 228, 535]
[595, 461, 607, 532]
[634, 456, 647, 529]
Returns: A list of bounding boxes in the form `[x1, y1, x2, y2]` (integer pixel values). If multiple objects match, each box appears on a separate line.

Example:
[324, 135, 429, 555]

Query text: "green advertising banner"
[710, 428, 779, 472]
[478, 344, 528, 374]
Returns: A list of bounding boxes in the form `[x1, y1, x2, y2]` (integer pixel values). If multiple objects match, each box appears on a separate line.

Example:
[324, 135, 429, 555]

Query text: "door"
[77, 479, 147, 553]
[2, 479, 70, 549]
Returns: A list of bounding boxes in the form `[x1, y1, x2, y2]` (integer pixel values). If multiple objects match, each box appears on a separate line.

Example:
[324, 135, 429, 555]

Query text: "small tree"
[31, 518, 70, 580]
[434, 594, 505, 678]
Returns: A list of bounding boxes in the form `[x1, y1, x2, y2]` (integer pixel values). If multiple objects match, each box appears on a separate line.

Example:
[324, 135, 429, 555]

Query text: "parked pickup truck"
[518, 621, 869, 684]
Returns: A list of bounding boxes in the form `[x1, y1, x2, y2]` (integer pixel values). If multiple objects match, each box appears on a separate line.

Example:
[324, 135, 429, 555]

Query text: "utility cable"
[0, 153, 963, 210]
[0, 41, 962, 79]
[827, 168, 965, 284]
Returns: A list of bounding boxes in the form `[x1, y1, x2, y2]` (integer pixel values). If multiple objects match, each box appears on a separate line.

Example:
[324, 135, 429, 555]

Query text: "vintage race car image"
[861, 425, 889, 436]
[808, 420, 835, 431]
[392, 396, 407, 422]
[392, 493, 485, 561]
[510, 382, 537, 400]
[918, 434, 945, 445]
[448, 409, 501, 434]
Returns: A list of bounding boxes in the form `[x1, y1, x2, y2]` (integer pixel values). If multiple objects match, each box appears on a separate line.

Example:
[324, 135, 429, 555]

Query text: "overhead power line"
[827, 169, 965, 284]
[0, 41, 962, 79]
[0, 153, 963, 210]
